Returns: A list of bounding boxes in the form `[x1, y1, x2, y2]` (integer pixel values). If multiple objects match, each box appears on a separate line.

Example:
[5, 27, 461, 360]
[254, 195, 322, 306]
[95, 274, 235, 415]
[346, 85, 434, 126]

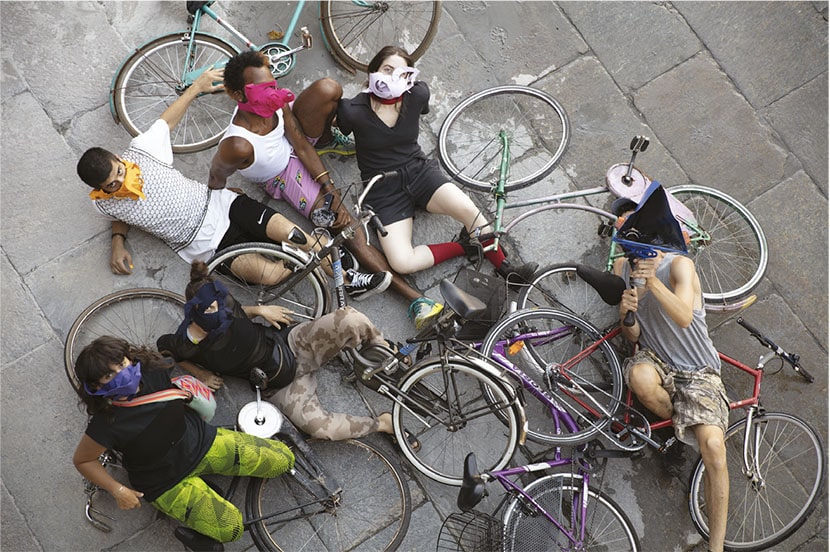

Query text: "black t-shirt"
[156, 299, 295, 384]
[85, 368, 217, 501]
[337, 81, 431, 180]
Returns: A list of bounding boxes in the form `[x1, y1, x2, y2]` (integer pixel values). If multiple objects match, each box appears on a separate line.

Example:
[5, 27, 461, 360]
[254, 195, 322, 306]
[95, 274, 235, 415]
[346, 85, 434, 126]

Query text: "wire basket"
[436, 510, 503, 552]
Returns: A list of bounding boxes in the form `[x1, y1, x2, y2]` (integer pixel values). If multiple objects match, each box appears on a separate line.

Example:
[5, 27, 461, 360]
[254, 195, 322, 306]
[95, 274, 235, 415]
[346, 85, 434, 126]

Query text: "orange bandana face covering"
[89, 160, 146, 200]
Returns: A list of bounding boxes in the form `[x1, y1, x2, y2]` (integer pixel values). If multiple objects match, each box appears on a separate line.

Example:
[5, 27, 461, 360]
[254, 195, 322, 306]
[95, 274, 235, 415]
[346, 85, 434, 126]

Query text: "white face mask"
[366, 66, 419, 99]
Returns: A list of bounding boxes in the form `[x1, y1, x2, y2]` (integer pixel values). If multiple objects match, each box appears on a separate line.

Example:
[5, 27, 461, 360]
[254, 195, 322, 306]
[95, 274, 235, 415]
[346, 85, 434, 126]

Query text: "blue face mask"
[84, 361, 142, 399]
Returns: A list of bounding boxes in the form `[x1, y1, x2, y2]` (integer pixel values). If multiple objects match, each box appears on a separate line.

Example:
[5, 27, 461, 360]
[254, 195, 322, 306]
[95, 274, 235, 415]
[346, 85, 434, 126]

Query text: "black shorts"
[216, 194, 281, 251]
[363, 158, 447, 225]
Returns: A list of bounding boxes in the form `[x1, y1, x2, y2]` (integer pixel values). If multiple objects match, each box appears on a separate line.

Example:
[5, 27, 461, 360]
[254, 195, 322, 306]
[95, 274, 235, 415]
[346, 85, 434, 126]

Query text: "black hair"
[224, 50, 268, 94]
[77, 147, 119, 189]
[185, 260, 214, 300]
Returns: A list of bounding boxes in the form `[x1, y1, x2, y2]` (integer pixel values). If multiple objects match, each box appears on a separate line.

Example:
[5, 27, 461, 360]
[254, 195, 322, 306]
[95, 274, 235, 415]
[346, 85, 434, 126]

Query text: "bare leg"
[377, 218, 440, 274]
[291, 78, 340, 142]
[425, 182, 490, 233]
[694, 424, 728, 552]
[627, 362, 674, 420]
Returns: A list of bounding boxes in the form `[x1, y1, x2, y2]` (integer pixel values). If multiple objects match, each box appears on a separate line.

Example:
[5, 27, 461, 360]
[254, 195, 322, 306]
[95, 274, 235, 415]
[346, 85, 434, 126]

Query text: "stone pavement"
[1, 1, 827, 551]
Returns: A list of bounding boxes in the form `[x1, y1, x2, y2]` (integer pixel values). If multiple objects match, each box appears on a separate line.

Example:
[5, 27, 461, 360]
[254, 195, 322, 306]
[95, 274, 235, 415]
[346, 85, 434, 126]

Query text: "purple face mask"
[84, 361, 142, 399]
[237, 81, 295, 118]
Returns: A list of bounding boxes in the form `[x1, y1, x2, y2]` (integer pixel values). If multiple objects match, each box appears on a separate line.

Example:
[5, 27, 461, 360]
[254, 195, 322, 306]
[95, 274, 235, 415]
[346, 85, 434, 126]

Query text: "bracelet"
[312, 170, 330, 183]
[112, 232, 127, 241]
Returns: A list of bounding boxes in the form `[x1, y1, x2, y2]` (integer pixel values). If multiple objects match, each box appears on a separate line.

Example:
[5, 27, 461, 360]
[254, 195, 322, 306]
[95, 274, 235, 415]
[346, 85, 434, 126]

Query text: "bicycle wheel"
[518, 263, 619, 331]
[206, 242, 330, 322]
[480, 308, 623, 446]
[246, 438, 411, 551]
[111, 32, 236, 154]
[688, 412, 825, 551]
[503, 473, 640, 551]
[392, 357, 520, 486]
[319, 1, 441, 73]
[64, 289, 185, 393]
[438, 85, 570, 192]
[668, 185, 767, 305]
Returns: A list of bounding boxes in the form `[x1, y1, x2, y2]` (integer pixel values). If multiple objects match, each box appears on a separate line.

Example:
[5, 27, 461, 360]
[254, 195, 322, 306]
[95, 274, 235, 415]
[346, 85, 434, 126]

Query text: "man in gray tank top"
[614, 246, 729, 552]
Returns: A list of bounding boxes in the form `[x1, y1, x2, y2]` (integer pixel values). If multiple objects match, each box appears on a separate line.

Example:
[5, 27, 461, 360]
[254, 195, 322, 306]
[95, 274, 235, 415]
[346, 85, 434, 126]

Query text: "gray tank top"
[622, 254, 720, 373]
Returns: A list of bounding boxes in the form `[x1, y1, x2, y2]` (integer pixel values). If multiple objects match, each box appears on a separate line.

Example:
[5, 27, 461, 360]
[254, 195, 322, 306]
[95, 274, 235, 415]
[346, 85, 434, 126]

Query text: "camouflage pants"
[623, 349, 729, 446]
[273, 307, 387, 440]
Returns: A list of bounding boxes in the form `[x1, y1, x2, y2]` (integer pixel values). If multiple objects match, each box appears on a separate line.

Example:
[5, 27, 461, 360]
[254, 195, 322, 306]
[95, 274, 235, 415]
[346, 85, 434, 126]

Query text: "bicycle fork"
[740, 407, 765, 491]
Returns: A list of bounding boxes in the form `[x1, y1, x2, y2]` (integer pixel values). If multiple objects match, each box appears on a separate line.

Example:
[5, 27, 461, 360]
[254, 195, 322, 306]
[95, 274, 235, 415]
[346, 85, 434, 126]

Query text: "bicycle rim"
[668, 185, 768, 305]
[206, 242, 330, 322]
[503, 474, 640, 551]
[480, 308, 623, 446]
[393, 358, 519, 486]
[438, 85, 570, 192]
[319, 1, 441, 73]
[688, 412, 825, 551]
[112, 33, 236, 153]
[518, 264, 619, 331]
[246, 439, 411, 551]
[64, 289, 185, 394]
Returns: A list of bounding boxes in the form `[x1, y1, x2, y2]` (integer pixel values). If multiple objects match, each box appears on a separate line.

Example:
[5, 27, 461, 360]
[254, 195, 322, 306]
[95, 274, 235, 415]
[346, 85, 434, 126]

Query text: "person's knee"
[627, 363, 660, 395]
[699, 432, 728, 472]
[310, 77, 342, 100]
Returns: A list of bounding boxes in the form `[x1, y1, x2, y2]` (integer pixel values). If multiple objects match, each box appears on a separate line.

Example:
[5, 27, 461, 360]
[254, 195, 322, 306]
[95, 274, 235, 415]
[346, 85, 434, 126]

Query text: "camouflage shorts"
[623, 349, 729, 446]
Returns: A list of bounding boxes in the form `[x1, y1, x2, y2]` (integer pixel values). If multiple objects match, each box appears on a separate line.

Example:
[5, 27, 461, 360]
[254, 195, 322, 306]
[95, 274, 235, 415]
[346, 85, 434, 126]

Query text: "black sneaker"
[345, 269, 392, 301]
[338, 246, 359, 273]
[496, 260, 539, 287]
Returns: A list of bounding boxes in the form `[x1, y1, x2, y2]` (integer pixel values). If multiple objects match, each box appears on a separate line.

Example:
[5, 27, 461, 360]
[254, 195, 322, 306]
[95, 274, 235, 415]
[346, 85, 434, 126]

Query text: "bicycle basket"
[452, 268, 507, 340]
[436, 511, 503, 552]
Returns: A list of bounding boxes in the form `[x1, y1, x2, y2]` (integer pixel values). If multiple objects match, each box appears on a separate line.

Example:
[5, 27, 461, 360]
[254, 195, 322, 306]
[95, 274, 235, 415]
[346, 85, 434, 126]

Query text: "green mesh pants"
[151, 428, 294, 542]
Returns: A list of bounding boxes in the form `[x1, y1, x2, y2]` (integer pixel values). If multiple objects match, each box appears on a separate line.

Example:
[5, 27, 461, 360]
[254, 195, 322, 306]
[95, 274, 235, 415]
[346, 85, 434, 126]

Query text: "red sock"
[482, 238, 506, 269]
[427, 242, 466, 265]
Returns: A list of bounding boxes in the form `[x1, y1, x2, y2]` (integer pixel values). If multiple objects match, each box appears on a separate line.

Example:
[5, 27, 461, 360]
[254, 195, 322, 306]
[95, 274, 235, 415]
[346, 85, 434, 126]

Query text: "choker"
[371, 94, 403, 105]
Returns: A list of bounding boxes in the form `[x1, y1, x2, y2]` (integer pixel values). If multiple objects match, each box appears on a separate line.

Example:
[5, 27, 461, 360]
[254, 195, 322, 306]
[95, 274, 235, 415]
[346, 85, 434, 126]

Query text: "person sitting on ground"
[72, 336, 294, 548]
[335, 46, 539, 327]
[613, 201, 729, 552]
[208, 51, 408, 304]
[76, 67, 385, 292]
[157, 261, 406, 443]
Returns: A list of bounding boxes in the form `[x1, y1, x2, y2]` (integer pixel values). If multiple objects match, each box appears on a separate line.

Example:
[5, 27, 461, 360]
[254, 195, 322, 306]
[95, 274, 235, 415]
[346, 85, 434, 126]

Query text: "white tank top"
[220, 108, 292, 182]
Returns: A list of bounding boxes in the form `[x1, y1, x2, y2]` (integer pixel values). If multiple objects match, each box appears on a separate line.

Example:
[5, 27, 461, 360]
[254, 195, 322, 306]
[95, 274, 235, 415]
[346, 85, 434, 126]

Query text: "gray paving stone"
[0, 252, 54, 366]
[1, 482, 40, 552]
[560, 1, 701, 91]
[0, 92, 102, 276]
[633, 54, 791, 205]
[764, 72, 829, 195]
[752, 170, 828, 341]
[675, 2, 828, 108]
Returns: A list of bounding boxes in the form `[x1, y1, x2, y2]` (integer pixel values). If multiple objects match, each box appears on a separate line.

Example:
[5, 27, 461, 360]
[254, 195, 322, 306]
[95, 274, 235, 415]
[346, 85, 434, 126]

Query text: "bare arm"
[649, 255, 696, 328]
[110, 220, 133, 275]
[73, 434, 144, 509]
[160, 68, 224, 131]
[208, 136, 254, 190]
[282, 105, 332, 191]
[613, 257, 641, 343]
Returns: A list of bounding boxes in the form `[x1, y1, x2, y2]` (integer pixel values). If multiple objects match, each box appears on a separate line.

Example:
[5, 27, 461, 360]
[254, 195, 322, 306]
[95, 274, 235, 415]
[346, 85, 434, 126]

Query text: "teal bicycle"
[110, 0, 441, 153]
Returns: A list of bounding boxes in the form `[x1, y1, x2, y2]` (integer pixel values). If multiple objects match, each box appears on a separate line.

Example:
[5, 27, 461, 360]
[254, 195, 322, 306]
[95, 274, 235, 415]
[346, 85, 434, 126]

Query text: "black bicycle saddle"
[457, 453, 487, 512]
[575, 264, 626, 306]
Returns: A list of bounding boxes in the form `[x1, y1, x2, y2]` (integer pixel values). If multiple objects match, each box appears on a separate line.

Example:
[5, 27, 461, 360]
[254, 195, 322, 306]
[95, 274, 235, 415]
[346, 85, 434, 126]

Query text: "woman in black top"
[72, 336, 294, 545]
[337, 46, 538, 328]
[158, 261, 395, 441]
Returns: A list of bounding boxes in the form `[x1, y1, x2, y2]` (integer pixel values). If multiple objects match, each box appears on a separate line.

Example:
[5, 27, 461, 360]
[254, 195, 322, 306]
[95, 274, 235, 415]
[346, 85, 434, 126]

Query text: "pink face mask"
[237, 81, 295, 118]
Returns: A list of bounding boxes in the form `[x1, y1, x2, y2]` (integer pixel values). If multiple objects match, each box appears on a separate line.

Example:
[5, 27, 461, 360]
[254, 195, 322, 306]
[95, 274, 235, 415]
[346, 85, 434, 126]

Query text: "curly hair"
[224, 50, 269, 94]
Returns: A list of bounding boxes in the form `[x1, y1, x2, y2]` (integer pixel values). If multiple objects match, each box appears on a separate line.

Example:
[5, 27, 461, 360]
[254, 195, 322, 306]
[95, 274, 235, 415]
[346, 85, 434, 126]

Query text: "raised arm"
[160, 68, 224, 131]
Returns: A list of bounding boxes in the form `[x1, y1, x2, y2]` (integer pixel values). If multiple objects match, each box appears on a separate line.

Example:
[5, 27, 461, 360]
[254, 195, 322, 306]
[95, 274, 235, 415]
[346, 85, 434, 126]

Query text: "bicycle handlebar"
[736, 317, 814, 383]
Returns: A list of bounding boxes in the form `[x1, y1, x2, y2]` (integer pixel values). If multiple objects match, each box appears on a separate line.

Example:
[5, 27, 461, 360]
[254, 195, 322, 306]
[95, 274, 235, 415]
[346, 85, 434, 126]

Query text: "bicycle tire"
[517, 263, 619, 331]
[688, 411, 825, 551]
[438, 85, 570, 192]
[503, 473, 640, 551]
[206, 242, 330, 322]
[668, 185, 768, 305]
[392, 357, 520, 486]
[111, 32, 237, 154]
[319, 1, 441, 73]
[246, 438, 411, 551]
[64, 288, 186, 394]
[479, 308, 623, 446]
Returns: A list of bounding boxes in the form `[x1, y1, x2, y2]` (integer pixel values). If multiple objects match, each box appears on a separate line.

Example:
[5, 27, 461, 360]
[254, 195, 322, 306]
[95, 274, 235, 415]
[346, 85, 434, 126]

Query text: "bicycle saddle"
[575, 264, 626, 306]
[457, 453, 487, 512]
[439, 279, 487, 320]
[186, 1, 211, 16]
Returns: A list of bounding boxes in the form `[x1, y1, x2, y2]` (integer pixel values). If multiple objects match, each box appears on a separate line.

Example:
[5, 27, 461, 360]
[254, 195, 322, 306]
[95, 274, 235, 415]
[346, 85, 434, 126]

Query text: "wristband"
[112, 232, 127, 242]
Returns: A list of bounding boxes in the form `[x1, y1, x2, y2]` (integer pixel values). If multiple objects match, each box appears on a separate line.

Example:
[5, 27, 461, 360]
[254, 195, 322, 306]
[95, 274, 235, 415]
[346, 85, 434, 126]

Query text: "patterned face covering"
[176, 281, 234, 344]
[366, 66, 419, 102]
[237, 81, 295, 118]
[89, 160, 147, 201]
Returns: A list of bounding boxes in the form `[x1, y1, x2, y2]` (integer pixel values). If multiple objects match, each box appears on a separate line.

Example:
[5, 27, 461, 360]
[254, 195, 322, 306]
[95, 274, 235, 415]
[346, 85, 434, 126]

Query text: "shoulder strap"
[111, 388, 190, 408]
